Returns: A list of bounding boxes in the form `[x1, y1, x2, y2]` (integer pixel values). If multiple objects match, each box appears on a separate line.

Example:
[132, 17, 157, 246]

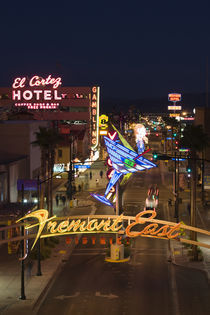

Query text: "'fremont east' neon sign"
[16, 209, 210, 250]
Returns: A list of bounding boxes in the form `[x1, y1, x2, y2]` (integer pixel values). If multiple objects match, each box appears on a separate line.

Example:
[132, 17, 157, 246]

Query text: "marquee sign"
[16, 209, 210, 250]
[90, 86, 100, 151]
[168, 93, 181, 102]
[99, 114, 108, 130]
[168, 105, 182, 110]
[12, 75, 63, 109]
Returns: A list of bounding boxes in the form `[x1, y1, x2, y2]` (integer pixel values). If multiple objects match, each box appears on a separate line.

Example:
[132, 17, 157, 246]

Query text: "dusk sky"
[1, 1, 210, 103]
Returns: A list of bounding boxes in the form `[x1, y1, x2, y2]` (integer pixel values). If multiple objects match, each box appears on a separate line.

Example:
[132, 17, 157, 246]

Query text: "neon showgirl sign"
[16, 209, 210, 251]
[12, 75, 62, 109]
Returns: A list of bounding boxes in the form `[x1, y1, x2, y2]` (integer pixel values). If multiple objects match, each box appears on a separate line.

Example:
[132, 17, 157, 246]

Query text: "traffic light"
[173, 133, 177, 137]
[152, 152, 172, 161]
[187, 166, 191, 173]
[153, 152, 158, 160]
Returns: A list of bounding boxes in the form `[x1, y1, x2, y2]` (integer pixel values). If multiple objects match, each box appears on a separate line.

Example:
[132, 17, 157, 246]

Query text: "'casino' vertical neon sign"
[91, 86, 100, 151]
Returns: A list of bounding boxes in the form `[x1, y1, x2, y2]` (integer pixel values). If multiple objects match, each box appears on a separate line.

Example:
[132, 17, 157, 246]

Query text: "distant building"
[0, 121, 48, 202]
[194, 107, 210, 159]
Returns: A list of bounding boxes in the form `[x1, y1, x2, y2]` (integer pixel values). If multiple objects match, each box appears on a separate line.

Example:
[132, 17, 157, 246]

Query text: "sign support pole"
[115, 181, 119, 244]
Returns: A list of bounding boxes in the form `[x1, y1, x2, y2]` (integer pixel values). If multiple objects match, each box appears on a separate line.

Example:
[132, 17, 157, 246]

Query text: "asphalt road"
[37, 165, 210, 315]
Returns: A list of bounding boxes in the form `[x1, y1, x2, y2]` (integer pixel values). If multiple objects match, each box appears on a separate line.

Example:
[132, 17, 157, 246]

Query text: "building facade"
[0, 75, 100, 156]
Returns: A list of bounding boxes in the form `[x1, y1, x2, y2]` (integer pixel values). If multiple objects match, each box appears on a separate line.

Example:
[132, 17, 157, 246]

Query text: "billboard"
[12, 75, 63, 109]
[168, 93, 181, 102]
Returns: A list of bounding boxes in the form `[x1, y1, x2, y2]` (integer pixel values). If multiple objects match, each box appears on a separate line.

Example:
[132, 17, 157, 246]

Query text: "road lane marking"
[54, 292, 80, 300]
[95, 292, 118, 299]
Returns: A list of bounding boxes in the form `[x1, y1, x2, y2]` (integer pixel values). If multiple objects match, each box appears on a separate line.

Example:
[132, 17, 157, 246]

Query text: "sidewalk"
[168, 189, 210, 284]
[0, 187, 106, 314]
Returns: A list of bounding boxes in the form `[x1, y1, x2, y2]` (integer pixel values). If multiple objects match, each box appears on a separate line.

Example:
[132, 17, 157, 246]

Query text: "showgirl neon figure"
[134, 124, 148, 155]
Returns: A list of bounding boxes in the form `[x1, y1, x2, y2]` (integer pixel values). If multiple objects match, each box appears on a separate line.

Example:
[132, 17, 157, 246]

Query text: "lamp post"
[191, 156, 198, 260]
[67, 135, 73, 201]
[20, 184, 26, 300]
[36, 175, 42, 276]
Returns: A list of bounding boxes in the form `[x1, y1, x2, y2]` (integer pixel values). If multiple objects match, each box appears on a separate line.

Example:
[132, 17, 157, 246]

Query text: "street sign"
[17, 179, 38, 191]
[74, 165, 90, 169]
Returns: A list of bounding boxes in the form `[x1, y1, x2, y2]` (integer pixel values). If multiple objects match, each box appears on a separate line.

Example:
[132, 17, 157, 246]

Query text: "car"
[145, 185, 159, 209]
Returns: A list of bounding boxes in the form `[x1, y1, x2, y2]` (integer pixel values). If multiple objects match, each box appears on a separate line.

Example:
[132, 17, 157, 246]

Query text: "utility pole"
[191, 156, 198, 260]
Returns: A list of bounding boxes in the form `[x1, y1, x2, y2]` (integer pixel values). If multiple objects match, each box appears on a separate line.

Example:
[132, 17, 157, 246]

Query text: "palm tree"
[180, 124, 209, 260]
[32, 126, 62, 216]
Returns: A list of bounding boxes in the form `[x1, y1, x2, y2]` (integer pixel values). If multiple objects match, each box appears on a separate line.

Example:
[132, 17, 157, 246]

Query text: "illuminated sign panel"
[168, 105, 182, 110]
[99, 130, 108, 135]
[170, 113, 180, 117]
[99, 114, 108, 130]
[91, 86, 99, 151]
[16, 209, 210, 251]
[12, 75, 63, 109]
[168, 93, 181, 102]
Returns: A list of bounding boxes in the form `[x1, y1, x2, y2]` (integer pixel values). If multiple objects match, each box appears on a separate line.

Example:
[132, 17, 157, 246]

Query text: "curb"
[171, 258, 210, 285]
[170, 243, 210, 285]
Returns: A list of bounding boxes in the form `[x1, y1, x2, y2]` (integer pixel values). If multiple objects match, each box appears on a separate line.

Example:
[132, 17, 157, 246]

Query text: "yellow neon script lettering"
[46, 217, 123, 234]
[125, 210, 181, 239]
[16, 209, 49, 249]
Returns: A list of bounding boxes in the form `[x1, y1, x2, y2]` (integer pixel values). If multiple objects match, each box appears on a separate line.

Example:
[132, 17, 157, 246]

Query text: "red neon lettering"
[12, 90, 21, 100]
[82, 237, 88, 245]
[108, 132, 117, 140]
[33, 90, 42, 100]
[91, 237, 96, 245]
[54, 90, 62, 100]
[12, 77, 26, 89]
[29, 75, 62, 89]
[23, 90, 33, 100]
[100, 237, 106, 245]
[44, 90, 52, 100]
[92, 86, 97, 93]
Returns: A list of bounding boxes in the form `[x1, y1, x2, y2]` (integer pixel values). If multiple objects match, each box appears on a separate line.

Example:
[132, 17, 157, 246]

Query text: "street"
[37, 165, 210, 315]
